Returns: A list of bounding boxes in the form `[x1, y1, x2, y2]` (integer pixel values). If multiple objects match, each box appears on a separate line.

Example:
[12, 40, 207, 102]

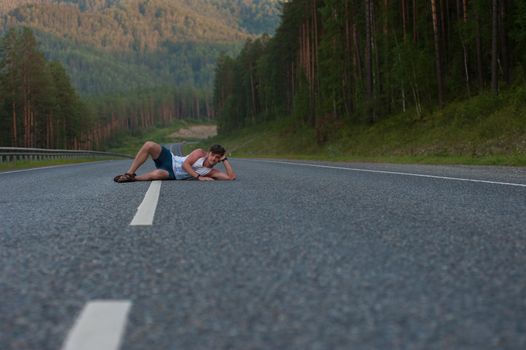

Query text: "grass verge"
[198, 88, 526, 166]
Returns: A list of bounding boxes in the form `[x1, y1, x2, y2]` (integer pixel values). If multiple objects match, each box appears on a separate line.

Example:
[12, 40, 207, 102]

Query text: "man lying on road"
[113, 141, 236, 182]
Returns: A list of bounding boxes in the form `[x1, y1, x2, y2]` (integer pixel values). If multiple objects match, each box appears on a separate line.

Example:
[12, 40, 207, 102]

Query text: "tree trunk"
[353, 23, 363, 88]
[491, 0, 498, 95]
[475, 8, 484, 89]
[24, 85, 28, 147]
[499, 0, 510, 85]
[413, 0, 418, 43]
[313, 0, 319, 96]
[365, 0, 374, 121]
[12, 100, 17, 147]
[250, 68, 256, 123]
[402, 0, 408, 42]
[344, 1, 353, 115]
[383, 0, 391, 114]
[431, 0, 444, 106]
[440, 0, 448, 63]
[372, 0, 380, 117]
[461, 0, 470, 96]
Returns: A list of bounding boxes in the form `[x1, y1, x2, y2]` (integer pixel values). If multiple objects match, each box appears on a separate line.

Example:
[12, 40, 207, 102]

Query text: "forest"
[0, 0, 282, 149]
[0, 27, 211, 149]
[36, 32, 241, 95]
[0, 0, 277, 95]
[214, 0, 526, 144]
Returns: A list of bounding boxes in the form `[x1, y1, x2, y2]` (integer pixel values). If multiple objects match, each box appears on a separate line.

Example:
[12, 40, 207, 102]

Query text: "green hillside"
[202, 87, 526, 166]
[0, 0, 280, 150]
[0, 1, 281, 38]
[34, 30, 242, 94]
[211, 0, 526, 165]
[0, 0, 281, 95]
[0, 27, 215, 150]
[1, 0, 250, 50]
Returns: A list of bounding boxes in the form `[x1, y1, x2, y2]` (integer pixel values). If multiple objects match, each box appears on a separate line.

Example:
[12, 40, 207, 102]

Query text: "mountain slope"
[2, 0, 251, 52]
[0, 0, 280, 95]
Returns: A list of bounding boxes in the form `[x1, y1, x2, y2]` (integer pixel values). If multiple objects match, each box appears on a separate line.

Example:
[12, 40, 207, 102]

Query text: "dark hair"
[209, 144, 226, 156]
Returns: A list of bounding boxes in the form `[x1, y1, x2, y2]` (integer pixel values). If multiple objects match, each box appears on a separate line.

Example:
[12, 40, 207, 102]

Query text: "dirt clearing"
[170, 125, 217, 139]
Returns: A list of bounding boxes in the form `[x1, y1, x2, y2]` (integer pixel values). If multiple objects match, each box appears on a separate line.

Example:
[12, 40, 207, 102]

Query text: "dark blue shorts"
[153, 146, 176, 180]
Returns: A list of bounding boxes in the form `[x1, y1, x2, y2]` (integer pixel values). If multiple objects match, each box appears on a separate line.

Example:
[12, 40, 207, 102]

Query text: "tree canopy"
[214, 0, 526, 144]
[0, 27, 212, 150]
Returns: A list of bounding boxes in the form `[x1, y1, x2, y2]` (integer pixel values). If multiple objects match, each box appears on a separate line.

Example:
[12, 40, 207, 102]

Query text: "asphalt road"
[1, 157, 525, 349]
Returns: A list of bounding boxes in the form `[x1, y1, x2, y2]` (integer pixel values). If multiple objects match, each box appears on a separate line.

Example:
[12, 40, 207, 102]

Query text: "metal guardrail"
[0, 147, 133, 163]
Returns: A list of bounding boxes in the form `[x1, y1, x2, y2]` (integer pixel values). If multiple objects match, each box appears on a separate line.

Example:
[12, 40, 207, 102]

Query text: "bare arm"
[209, 158, 236, 181]
[222, 158, 236, 180]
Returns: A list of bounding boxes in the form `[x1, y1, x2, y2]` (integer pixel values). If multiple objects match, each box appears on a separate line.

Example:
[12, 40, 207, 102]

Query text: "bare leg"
[135, 169, 170, 181]
[126, 141, 163, 175]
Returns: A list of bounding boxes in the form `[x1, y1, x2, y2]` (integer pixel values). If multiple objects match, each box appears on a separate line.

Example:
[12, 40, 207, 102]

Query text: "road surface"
[1, 158, 525, 349]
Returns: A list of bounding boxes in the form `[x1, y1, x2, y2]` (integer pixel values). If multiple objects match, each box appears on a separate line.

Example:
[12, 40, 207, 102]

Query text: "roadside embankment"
[201, 89, 526, 166]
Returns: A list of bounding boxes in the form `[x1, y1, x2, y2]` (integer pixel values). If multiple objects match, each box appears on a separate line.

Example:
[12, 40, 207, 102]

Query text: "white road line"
[130, 180, 162, 226]
[256, 159, 526, 188]
[61, 300, 132, 350]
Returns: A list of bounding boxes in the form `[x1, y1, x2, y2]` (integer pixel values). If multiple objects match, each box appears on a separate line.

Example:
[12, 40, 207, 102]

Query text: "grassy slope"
[201, 88, 526, 166]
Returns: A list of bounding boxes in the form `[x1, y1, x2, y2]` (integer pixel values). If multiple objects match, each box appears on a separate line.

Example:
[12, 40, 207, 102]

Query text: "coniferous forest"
[214, 0, 526, 144]
[0, 28, 212, 149]
[2, 0, 525, 152]
[0, 0, 280, 95]
[0, 1, 280, 149]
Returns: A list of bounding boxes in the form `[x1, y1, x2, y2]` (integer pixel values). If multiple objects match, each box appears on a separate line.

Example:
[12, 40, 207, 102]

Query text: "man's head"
[209, 144, 226, 156]
[207, 144, 226, 166]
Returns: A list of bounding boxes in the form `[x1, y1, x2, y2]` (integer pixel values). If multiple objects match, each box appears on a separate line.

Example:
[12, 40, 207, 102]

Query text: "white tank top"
[172, 155, 212, 180]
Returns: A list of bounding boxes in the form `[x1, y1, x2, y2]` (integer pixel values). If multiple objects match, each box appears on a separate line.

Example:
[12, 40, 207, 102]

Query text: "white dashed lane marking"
[130, 180, 162, 226]
[61, 300, 132, 350]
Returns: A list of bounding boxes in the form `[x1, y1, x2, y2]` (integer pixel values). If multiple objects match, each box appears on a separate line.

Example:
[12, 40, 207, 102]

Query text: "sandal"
[113, 173, 136, 183]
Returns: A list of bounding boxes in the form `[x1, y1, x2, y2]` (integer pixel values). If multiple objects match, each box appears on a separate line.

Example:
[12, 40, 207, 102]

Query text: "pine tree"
[0, 28, 22, 146]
